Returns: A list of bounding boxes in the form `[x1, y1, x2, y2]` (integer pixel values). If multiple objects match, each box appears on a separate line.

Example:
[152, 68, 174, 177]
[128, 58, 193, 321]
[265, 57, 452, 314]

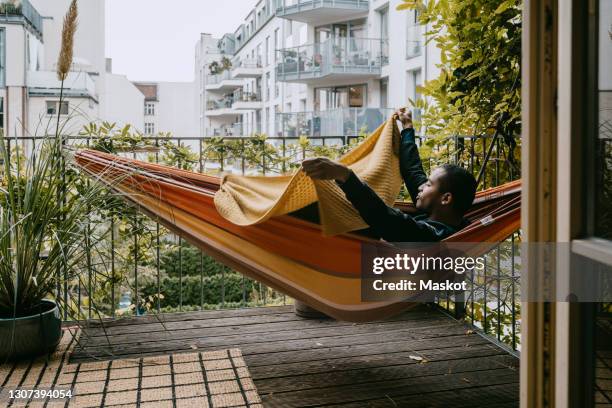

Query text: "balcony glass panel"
[207, 71, 233, 85]
[206, 96, 234, 110]
[233, 89, 262, 102]
[276, 0, 369, 14]
[276, 107, 393, 137]
[0, 0, 43, 36]
[276, 37, 388, 81]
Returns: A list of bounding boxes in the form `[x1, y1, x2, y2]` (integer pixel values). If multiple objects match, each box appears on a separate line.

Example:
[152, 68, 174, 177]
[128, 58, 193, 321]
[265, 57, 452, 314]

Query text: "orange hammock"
[73, 149, 520, 322]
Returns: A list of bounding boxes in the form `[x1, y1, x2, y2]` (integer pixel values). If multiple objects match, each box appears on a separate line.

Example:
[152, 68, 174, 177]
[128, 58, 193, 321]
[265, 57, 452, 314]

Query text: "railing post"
[454, 289, 466, 319]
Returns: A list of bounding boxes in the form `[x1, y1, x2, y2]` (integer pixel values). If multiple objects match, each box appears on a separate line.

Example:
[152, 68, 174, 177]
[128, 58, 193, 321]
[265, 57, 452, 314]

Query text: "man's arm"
[400, 127, 428, 203]
[337, 171, 440, 242]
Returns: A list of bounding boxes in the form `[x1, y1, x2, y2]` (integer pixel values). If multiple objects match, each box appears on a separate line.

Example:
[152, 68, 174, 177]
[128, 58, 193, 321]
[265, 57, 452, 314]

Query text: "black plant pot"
[0, 300, 62, 362]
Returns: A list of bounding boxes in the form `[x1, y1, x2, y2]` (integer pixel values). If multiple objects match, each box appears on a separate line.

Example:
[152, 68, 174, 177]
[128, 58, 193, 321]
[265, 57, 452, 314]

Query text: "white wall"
[99, 73, 144, 131]
[30, 0, 106, 75]
[2, 24, 27, 86]
[156, 81, 199, 138]
[27, 95, 97, 136]
[378, 0, 440, 111]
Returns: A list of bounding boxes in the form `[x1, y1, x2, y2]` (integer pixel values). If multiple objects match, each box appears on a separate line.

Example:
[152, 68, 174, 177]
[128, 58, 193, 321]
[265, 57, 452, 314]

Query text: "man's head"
[416, 164, 477, 218]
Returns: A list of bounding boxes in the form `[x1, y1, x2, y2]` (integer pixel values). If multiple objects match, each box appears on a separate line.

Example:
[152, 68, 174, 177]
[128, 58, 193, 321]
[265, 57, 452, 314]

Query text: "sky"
[104, 0, 256, 82]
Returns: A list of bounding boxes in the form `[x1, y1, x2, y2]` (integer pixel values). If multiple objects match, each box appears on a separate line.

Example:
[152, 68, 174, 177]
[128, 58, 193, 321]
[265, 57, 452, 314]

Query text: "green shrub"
[159, 242, 234, 278]
[140, 273, 255, 307]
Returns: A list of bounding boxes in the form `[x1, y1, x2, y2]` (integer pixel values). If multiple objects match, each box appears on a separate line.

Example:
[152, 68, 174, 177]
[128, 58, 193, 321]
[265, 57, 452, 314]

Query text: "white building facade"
[133, 81, 199, 140]
[1, 0, 146, 139]
[196, 0, 439, 139]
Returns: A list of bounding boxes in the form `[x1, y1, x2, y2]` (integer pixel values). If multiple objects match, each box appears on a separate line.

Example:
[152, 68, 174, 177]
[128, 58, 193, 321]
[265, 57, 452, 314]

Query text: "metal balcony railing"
[7, 129, 522, 352]
[276, 37, 389, 81]
[0, 0, 43, 37]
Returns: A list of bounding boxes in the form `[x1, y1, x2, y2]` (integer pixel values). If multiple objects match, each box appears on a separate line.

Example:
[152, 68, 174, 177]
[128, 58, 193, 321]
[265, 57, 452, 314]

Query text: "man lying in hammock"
[302, 109, 477, 242]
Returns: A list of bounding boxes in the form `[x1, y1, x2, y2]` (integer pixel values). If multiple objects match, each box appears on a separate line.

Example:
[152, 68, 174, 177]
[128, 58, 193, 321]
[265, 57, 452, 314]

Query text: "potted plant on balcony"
[0, 0, 121, 362]
[220, 56, 232, 72]
[208, 61, 221, 76]
[0, 129, 119, 361]
[332, 44, 344, 65]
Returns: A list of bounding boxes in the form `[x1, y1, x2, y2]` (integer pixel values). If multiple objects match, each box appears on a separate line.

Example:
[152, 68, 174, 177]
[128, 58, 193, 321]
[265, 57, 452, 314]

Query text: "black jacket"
[337, 128, 466, 242]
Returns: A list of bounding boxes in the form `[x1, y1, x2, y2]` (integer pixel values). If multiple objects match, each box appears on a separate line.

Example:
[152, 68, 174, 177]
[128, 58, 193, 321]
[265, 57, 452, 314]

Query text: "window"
[379, 7, 389, 40]
[265, 36, 270, 66]
[144, 123, 155, 135]
[0, 97, 3, 131]
[286, 20, 292, 37]
[406, 9, 422, 59]
[274, 28, 280, 62]
[275, 80, 280, 98]
[265, 107, 270, 134]
[0, 29, 6, 88]
[274, 104, 281, 136]
[145, 102, 155, 116]
[379, 7, 390, 66]
[265, 72, 271, 101]
[380, 78, 389, 109]
[257, 44, 262, 67]
[407, 69, 422, 120]
[46, 101, 69, 115]
[314, 85, 367, 111]
[594, 3, 612, 240]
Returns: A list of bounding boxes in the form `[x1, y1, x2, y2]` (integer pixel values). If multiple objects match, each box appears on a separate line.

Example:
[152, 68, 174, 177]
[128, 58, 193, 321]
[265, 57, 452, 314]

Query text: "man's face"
[416, 167, 449, 213]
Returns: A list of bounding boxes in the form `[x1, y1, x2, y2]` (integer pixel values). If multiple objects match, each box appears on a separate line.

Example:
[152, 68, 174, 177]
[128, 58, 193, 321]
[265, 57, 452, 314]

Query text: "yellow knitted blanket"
[214, 117, 402, 236]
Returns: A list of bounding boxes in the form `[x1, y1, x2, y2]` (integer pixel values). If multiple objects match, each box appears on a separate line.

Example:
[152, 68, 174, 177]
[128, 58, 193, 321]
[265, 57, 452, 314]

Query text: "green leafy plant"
[397, 0, 522, 185]
[0, 131, 123, 319]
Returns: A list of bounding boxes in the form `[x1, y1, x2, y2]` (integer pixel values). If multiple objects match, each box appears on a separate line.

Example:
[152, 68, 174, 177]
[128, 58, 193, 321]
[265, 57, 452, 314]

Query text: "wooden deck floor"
[70, 304, 520, 407]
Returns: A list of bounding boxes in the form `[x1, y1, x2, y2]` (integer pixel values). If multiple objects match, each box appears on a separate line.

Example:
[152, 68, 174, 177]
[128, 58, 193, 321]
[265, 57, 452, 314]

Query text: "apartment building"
[196, 0, 440, 139]
[0, 0, 145, 139]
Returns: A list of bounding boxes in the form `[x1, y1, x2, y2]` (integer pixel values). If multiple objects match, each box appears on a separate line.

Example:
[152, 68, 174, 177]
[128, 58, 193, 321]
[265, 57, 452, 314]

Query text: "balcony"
[276, 107, 393, 138]
[205, 96, 237, 118]
[232, 90, 263, 110]
[0, 0, 43, 38]
[4, 132, 523, 407]
[66, 304, 519, 407]
[27, 70, 98, 101]
[205, 71, 244, 92]
[276, 38, 388, 85]
[275, 0, 369, 24]
[231, 58, 264, 79]
[206, 123, 243, 137]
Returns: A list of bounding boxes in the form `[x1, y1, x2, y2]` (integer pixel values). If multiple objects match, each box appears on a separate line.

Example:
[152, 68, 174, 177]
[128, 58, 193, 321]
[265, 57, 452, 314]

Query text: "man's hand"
[302, 157, 351, 183]
[394, 108, 413, 130]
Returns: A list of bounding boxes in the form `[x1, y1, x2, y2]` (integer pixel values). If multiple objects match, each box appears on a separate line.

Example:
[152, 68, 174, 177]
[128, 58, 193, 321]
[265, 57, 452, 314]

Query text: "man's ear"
[440, 192, 453, 206]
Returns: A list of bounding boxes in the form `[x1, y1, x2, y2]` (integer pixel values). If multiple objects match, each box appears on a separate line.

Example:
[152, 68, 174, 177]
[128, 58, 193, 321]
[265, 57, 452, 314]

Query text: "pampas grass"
[57, 0, 77, 81]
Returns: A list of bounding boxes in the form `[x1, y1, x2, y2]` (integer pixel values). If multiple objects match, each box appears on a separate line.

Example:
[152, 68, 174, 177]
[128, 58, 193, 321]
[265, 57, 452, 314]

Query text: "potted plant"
[0, 126, 122, 361]
[0, 0, 120, 362]
[208, 61, 221, 76]
[220, 56, 232, 71]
